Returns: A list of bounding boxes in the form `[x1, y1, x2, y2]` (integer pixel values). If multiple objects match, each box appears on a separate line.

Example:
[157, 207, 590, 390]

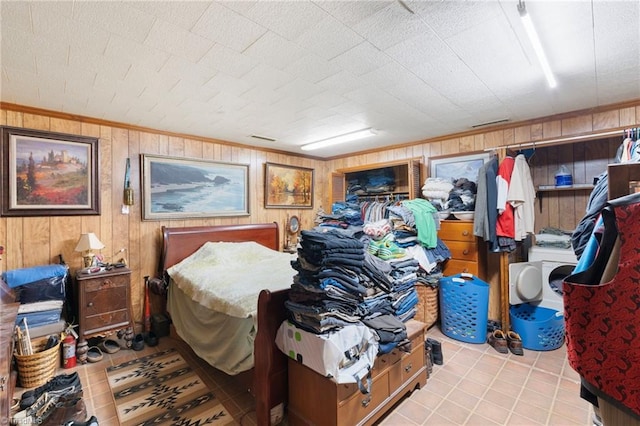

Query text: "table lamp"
[74, 233, 105, 267]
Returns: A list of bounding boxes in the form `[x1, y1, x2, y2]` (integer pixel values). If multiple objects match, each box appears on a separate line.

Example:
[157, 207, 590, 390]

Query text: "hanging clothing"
[496, 156, 515, 238]
[507, 154, 536, 241]
[473, 156, 499, 251]
[563, 192, 640, 419]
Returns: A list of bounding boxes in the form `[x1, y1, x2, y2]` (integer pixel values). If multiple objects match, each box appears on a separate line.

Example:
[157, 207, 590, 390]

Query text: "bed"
[159, 222, 293, 426]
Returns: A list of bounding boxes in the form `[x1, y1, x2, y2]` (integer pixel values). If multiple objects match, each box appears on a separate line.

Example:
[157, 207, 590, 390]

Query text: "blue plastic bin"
[439, 273, 490, 344]
[510, 304, 565, 351]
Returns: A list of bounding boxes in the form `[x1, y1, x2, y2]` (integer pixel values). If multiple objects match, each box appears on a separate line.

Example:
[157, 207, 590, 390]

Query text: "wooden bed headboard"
[159, 222, 280, 274]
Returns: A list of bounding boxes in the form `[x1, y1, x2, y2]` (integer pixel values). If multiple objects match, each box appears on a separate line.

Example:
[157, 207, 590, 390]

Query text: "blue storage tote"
[439, 273, 490, 344]
[510, 304, 565, 351]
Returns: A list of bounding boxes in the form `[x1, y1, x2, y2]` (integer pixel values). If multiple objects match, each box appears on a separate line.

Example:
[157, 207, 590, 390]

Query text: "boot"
[425, 341, 433, 375]
[427, 338, 443, 365]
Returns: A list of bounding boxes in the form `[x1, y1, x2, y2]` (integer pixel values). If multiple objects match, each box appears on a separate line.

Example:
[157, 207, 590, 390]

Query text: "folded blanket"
[3, 264, 68, 288]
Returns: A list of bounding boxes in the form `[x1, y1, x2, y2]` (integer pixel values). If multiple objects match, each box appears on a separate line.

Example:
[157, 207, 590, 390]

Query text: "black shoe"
[427, 338, 443, 365]
[20, 372, 81, 409]
[132, 333, 145, 351]
[65, 415, 99, 426]
[144, 331, 158, 347]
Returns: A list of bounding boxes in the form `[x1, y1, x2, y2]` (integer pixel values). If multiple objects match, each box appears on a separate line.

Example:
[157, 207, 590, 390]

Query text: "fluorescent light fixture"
[301, 128, 377, 151]
[518, 0, 557, 88]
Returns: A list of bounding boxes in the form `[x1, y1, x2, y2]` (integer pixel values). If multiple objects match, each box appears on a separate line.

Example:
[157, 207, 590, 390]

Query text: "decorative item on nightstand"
[74, 233, 104, 268]
[284, 214, 300, 253]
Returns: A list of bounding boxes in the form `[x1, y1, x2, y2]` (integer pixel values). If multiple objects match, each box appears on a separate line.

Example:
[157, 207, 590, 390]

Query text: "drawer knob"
[404, 363, 413, 373]
[463, 249, 469, 255]
[101, 279, 113, 288]
[87, 302, 94, 308]
[462, 230, 469, 236]
[362, 395, 371, 408]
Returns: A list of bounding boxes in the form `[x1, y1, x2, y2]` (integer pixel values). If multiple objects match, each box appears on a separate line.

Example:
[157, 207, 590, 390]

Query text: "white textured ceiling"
[1, 0, 639, 158]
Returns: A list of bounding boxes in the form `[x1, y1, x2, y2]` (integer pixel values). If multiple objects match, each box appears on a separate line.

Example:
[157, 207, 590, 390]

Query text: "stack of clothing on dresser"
[2, 263, 70, 338]
[286, 229, 411, 352]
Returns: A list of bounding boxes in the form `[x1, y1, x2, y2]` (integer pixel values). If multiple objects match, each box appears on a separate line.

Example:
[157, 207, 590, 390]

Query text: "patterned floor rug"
[106, 348, 235, 426]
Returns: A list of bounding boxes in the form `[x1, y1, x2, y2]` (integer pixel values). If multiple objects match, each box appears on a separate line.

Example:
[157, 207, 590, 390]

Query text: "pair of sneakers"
[19, 372, 81, 410]
[367, 236, 406, 260]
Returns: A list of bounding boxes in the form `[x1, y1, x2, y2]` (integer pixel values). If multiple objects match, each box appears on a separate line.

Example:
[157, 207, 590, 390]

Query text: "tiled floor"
[12, 325, 594, 426]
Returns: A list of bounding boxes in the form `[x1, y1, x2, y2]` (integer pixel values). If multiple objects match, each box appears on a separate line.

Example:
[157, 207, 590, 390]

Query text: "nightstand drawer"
[83, 309, 130, 335]
[84, 274, 129, 292]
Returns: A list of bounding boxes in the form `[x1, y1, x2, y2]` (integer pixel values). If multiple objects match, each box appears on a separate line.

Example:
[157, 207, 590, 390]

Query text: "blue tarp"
[2, 264, 68, 288]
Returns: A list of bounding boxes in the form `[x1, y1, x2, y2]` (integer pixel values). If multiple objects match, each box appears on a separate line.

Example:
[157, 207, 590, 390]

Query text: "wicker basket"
[14, 335, 61, 388]
[415, 285, 439, 329]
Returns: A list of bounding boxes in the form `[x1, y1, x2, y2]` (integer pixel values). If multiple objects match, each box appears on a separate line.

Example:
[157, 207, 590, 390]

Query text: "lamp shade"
[74, 233, 105, 252]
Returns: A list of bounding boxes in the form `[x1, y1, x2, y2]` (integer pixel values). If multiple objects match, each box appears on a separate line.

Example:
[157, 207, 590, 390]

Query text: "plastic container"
[510, 303, 565, 351]
[555, 165, 573, 187]
[439, 273, 490, 343]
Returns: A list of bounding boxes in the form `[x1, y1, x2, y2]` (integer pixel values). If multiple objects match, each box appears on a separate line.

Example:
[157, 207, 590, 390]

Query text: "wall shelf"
[536, 183, 595, 210]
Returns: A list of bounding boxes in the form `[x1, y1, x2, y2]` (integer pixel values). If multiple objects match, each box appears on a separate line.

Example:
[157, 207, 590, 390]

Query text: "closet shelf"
[536, 183, 595, 210]
[536, 183, 594, 192]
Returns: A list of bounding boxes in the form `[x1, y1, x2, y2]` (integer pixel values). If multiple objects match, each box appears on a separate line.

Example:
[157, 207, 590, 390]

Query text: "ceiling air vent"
[471, 118, 510, 128]
[250, 134, 277, 142]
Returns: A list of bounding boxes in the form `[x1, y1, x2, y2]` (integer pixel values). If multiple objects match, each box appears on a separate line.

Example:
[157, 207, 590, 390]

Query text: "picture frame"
[428, 151, 491, 184]
[141, 154, 249, 220]
[264, 162, 314, 209]
[1, 126, 99, 217]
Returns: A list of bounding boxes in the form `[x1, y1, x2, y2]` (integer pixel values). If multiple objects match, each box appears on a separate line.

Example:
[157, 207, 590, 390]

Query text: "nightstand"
[75, 267, 133, 344]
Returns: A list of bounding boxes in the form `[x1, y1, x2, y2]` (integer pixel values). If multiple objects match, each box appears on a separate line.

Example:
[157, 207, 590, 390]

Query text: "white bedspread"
[167, 241, 295, 318]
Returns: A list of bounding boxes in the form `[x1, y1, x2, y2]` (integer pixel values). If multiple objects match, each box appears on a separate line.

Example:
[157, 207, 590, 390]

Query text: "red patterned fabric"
[564, 198, 640, 417]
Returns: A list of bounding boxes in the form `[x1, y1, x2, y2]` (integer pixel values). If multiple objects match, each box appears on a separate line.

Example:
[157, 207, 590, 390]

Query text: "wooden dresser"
[287, 320, 427, 426]
[439, 220, 486, 280]
[75, 267, 133, 344]
[1, 278, 18, 421]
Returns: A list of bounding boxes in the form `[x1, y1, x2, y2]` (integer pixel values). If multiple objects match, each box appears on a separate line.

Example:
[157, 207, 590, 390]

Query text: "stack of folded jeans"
[388, 258, 420, 322]
[286, 230, 367, 333]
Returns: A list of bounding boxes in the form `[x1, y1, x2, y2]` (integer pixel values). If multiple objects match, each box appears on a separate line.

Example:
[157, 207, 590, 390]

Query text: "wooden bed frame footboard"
[159, 222, 290, 425]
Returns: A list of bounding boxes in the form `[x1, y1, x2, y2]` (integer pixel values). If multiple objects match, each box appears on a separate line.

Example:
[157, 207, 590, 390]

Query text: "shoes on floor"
[426, 338, 443, 365]
[14, 388, 83, 425]
[98, 338, 120, 354]
[86, 346, 103, 363]
[20, 372, 81, 410]
[506, 330, 524, 356]
[488, 329, 509, 354]
[132, 333, 145, 351]
[144, 331, 158, 347]
[65, 415, 99, 426]
[41, 396, 87, 426]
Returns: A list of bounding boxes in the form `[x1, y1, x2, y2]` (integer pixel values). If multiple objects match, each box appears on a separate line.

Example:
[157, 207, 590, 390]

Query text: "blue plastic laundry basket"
[510, 304, 565, 351]
[439, 273, 490, 344]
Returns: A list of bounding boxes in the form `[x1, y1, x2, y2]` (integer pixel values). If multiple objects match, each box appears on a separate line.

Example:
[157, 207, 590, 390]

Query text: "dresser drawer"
[401, 345, 425, 383]
[439, 221, 475, 242]
[446, 240, 478, 261]
[442, 259, 480, 276]
[337, 371, 389, 425]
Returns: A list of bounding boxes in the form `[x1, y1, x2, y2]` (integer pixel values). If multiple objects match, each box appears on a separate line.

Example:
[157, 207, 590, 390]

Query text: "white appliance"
[509, 246, 578, 313]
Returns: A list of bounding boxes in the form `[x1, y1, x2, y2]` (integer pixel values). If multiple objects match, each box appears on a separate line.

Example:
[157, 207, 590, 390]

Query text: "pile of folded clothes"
[3, 263, 69, 338]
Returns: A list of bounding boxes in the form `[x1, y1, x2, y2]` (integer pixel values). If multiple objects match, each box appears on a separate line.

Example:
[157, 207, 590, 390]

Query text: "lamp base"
[82, 254, 94, 268]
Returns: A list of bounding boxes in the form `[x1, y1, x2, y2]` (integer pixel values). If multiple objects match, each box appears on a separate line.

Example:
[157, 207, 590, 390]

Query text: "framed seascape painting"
[264, 162, 314, 209]
[428, 152, 490, 184]
[0, 126, 99, 216]
[141, 154, 249, 220]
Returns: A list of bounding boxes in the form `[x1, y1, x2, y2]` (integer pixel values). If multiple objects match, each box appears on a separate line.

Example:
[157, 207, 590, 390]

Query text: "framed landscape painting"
[265, 162, 314, 208]
[0, 126, 99, 216]
[141, 154, 249, 220]
[428, 151, 490, 184]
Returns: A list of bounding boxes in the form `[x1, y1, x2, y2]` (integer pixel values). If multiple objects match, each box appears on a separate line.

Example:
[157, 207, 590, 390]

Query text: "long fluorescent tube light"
[301, 128, 377, 151]
[518, 0, 557, 88]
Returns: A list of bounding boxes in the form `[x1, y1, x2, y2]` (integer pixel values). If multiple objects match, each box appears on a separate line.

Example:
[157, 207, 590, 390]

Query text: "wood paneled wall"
[1, 100, 639, 325]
